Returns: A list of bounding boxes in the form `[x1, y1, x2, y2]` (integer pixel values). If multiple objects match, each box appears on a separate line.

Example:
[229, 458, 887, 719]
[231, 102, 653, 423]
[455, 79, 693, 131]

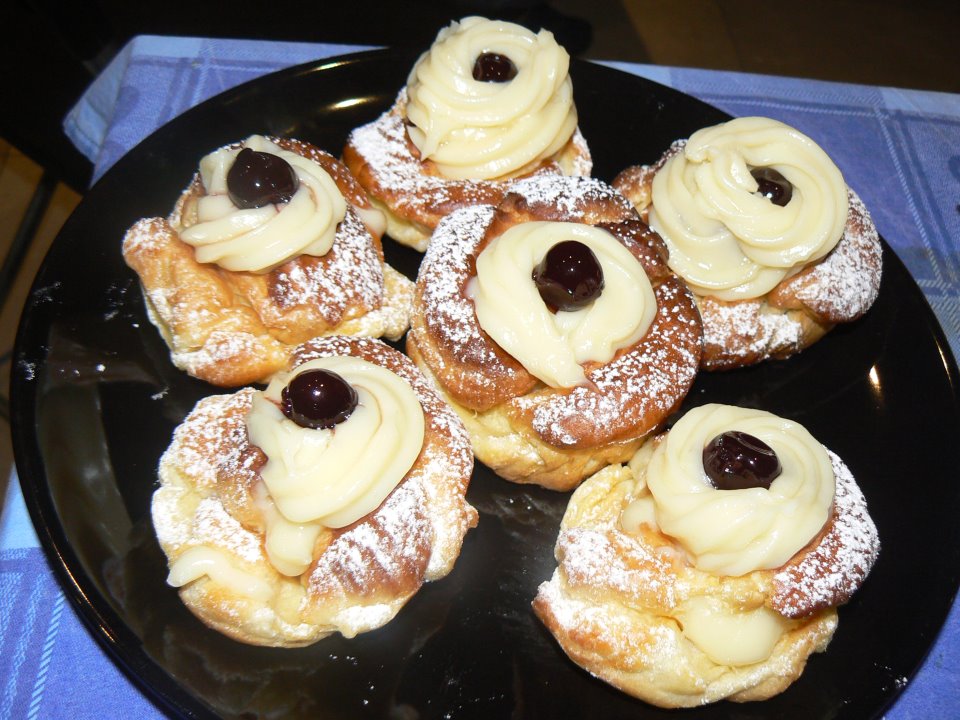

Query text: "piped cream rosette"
[467, 221, 656, 388]
[178, 134, 347, 273]
[625, 404, 835, 577]
[237, 356, 425, 578]
[649, 117, 848, 300]
[405, 16, 578, 180]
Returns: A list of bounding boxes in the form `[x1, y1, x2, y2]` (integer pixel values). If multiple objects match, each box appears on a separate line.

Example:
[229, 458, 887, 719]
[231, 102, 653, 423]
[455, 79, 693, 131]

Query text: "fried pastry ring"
[406, 175, 702, 490]
[123, 137, 414, 387]
[533, 415, 879, 707]
[342, 14, 591, 251]
[613, 137, 882, 371]
[342, 91, 592, 252]
[152, 335, 478, 647]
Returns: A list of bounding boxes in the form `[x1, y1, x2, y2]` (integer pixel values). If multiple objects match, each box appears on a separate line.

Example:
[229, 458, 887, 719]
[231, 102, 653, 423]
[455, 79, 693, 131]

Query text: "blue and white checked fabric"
[0, 482, 157, 718]
[1, 36, 955, 718]
[64, 36, 373, 186]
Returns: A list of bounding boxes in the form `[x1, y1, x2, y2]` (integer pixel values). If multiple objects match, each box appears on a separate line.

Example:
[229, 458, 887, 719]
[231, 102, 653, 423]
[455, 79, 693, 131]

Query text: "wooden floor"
[1, 0, 956, 510]
[0, 139, 81, 506]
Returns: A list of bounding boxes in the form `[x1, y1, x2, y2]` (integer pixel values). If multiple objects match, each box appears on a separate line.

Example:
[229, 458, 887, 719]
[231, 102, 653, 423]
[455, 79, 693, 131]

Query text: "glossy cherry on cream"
[703, 431, 783, 490]
[281, 369, 358, 430]
[750, 167, 793, 207]
[472, 52, 518, 82]
[227, 147, 299, 209]
[532, 240, 605, 312]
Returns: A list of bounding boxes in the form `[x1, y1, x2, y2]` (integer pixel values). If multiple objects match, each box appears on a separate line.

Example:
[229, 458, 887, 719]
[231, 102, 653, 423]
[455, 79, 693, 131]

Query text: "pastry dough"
[406, 174, 702, 490]
[613, 118, 882, 370]
[152, 335, 477, 647]
[123, 136, 413, 387]
[342, 16, 592, 251]
[533, 404, 879, 707]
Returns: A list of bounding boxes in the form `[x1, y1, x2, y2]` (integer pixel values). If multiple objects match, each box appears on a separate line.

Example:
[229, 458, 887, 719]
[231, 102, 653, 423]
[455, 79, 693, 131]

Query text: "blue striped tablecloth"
[2, 35, 957, 718]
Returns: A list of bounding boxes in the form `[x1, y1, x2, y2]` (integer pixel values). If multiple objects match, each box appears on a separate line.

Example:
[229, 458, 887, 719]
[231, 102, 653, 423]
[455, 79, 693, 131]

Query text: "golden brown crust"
[406, 175, 702, 489]
[342, 93, 593, 251]
[612, 144, 882, 370]
[122, 137, 414, 387]
[533, 438, 879, 707]
[152, 336, 477, 647]
[534, 574, 837, 707]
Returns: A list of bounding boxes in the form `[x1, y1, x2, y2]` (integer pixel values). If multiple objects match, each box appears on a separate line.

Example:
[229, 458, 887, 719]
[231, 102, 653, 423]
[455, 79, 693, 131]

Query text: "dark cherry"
[750, 166, 793, 206]
[702, 431, 783, 490]
[280, 369, 358, 430]
[227, 147, 299, 209]
[472, 52, 518, 82]
[532, 240, 605, 312]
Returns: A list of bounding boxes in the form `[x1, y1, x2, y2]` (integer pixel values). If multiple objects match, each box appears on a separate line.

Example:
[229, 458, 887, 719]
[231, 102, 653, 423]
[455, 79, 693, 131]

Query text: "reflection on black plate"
[11, 49, 960, 720]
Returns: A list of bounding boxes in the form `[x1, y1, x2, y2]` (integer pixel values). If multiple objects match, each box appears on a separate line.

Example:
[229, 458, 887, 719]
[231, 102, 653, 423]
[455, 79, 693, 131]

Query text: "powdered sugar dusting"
[291, 336, 477, 582]
[174, 330, 266, 378]
[123, 216, 169, 254]
[417, 205, 502, 375]
[346, 99, 507, 219]
[557, 527, 677, 609]
[535, 570, 679, 663]
[412, 177, 702, 448]
[160, 389, 261, 492]
[270, 209, 383, 312]
[700, 298, 805, 367]
[514, 279, 702, 448]
[534, 432, 875, 704]
[614, 149, 882, 371]
[509, 174, 634, 219]
[154, 390, 266, 567]
[772, 451, 880, 618]
[122, 139, 413, 386]
[331, 603, 395, 636]
[193, 497, 264, 563]
[698, 192, 883, 370]
[152, 337, 475, 644]
[308, 478, 430, 598]
[344, 92, 592, 229]
[792, 190, 882, 320]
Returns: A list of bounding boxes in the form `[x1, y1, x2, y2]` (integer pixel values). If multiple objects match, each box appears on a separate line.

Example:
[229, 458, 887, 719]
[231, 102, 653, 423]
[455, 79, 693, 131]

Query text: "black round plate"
[11, 48, 960, 720]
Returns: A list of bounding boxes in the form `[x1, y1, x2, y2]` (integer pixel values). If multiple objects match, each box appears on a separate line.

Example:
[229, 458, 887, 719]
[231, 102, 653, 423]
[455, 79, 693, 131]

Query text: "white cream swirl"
[245, 356, 425, 576]
[179, 135, 347, 273]
[405, 16, 578, 180]
[649, 117, 848, 300]
[167, 546, 273, 601]
[468, 221, 656, 388]
[640, 404, 835, 576]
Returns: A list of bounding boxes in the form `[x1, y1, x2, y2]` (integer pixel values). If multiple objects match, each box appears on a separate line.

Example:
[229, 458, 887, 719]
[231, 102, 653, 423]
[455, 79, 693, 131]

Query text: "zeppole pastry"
[152, 335, 477, 647]
[406, 174, 702, 490]
[342, 16, 592, 251]
[534, 403, 879, 707]
[613, 117, 882, 370]
[123, 135, 414, 387]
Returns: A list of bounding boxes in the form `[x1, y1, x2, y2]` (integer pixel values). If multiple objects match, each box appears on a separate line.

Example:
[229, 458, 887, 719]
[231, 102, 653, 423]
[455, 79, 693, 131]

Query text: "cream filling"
[649, 117, 848, 300]
[636, 404, 835, 576]
[354, 203, 387, 239]
[244, 356, 425, 577]
[405, 16, 578, 180]
[677, 597, 790, 666]
[468, 221, 656, 388]
[167, 546, 273, 602]
[179, 134, 347, 273]
[252, 481, 324, 578]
